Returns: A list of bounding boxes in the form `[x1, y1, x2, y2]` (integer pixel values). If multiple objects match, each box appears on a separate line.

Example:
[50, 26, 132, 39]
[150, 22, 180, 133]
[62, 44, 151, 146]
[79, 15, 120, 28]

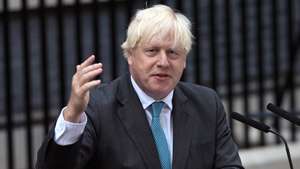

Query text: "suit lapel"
[116, 75, 162, 169]
[172, 86, 193, 169]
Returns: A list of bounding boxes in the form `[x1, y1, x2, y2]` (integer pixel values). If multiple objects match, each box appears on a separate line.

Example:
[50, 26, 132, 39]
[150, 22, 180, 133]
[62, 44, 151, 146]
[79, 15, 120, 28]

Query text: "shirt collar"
[130, 76, 173, 110]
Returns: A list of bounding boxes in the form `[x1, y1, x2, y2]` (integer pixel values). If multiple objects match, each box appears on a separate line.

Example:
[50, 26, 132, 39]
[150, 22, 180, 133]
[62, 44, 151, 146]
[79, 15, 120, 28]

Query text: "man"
[36, 4, 244, 169]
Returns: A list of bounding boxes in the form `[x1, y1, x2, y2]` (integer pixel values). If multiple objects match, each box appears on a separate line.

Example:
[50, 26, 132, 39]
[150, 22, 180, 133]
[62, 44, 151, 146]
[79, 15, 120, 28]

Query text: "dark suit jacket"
[36, 74, 243, 169]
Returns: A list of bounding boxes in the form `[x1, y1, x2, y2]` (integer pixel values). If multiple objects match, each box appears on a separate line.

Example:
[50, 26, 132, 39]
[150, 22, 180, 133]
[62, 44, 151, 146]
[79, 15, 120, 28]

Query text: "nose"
[157, 51, 169, 67]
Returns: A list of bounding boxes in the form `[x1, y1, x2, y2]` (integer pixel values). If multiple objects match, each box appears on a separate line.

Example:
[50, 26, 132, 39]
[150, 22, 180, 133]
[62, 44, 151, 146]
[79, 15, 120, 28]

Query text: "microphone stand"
[231, 112, 294, 169]
[268, 130, 294, 169]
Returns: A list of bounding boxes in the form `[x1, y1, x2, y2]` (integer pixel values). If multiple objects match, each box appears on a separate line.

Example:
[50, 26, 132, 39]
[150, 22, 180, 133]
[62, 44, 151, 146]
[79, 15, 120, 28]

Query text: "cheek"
[172, 62, 186, 73]
[132, 63, 150, 80]
[138, 60, 155, 72]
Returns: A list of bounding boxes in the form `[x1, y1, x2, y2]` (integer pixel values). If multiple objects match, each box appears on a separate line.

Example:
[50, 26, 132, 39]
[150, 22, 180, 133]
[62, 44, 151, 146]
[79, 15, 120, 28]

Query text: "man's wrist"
[63, 106, 82, 123]
[55, 107, 87, 145]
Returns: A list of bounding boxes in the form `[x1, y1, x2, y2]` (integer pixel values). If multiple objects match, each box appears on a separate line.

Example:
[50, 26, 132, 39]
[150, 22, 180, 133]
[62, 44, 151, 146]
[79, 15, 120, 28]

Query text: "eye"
[167, 49, 180, 59]
[169, 49, 177, 54]
[144, 48, 158, 56]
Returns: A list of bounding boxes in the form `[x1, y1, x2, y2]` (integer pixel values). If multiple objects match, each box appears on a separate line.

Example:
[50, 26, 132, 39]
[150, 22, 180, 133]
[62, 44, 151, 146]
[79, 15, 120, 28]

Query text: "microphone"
[267, 103, 300, 126]
[231, 112, 270, 132]
[231, 112, 294, 169]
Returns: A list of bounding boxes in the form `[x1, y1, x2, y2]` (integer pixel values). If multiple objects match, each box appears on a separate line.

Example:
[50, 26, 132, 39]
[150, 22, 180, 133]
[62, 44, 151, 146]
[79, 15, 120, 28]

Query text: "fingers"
[79, 55, 96, 70]
[73, 55, 103, 94]
[80, 80, 101, 94]
[78, 66, 103, 86]
[80, 62, 102, 75]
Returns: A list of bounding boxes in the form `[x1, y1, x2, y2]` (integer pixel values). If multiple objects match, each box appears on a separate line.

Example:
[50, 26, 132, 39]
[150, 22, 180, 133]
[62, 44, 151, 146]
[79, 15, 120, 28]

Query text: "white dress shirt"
[54, 76, 174, 159]
[130, 76, 174, 159]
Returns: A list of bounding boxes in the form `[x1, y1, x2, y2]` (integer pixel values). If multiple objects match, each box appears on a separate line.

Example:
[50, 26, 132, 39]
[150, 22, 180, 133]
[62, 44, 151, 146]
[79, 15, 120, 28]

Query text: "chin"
[151, 89, 171, 99]
[146, 83, 173, 97]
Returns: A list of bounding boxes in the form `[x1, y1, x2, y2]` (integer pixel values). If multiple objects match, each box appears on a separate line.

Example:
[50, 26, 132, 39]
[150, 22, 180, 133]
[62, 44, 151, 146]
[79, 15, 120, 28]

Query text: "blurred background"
[0, 0, 299, 169]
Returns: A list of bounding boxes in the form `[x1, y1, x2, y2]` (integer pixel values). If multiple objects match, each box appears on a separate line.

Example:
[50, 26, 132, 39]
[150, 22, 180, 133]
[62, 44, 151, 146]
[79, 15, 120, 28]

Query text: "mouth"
[152, 73, 170, 80]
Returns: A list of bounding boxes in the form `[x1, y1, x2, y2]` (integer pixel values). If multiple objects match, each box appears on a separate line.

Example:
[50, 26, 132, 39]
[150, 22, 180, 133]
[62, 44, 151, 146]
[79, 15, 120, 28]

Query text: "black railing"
[2, 1, 14, 169]
[0, 0, 299, 169]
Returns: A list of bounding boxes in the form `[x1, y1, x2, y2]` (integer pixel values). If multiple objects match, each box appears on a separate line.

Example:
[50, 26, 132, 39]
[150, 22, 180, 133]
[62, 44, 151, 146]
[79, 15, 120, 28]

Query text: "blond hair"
[121, 4, 193, 58]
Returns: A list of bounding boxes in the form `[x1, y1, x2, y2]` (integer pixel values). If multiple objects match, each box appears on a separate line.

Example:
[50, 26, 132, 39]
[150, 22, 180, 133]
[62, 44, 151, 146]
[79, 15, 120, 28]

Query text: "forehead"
[140, 33, 182, 50]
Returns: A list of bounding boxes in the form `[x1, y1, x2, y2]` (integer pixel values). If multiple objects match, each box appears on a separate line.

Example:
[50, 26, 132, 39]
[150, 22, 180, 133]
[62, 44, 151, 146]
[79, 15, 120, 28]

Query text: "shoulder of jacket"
[177, 81, 216, 95]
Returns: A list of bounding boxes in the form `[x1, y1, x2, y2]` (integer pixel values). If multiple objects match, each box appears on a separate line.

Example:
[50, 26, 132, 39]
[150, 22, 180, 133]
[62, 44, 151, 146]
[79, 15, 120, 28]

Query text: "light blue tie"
[150, 101, 171, 169]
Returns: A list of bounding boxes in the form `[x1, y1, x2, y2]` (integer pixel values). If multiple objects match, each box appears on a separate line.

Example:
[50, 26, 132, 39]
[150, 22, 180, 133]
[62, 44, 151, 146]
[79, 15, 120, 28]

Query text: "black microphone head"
[231, 112, 271, 133]
[267, 103, 283, 114]
[267, 103, 300, 126]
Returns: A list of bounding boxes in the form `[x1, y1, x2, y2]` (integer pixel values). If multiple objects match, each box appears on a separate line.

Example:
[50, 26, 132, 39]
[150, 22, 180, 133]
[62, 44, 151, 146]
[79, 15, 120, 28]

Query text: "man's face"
[127, 34, 187, 99]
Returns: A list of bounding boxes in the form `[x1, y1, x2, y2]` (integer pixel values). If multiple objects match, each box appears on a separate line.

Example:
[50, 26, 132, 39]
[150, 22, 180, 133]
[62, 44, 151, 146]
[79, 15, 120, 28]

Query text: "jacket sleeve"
[213, 92, 244, 169]
[35, 116, 97, 169]
[35, 96, 99, 169]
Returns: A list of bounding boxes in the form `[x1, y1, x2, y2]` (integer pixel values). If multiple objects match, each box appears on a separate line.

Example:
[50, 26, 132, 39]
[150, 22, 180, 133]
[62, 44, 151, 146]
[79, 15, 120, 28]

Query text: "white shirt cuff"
[54, 107, 87, 145]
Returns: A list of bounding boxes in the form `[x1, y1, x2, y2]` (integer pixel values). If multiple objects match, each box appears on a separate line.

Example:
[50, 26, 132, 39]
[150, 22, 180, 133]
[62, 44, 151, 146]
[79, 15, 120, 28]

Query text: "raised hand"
[64, 55, 102, 122]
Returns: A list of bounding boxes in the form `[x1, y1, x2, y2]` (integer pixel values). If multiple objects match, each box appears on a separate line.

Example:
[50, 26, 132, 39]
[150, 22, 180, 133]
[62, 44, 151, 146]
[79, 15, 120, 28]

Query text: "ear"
[127, 49, 133, 65]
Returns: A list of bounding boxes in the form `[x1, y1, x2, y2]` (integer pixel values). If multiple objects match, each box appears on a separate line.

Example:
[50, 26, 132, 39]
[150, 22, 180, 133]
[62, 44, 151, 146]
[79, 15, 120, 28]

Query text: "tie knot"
[151, 101, 164, 118]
